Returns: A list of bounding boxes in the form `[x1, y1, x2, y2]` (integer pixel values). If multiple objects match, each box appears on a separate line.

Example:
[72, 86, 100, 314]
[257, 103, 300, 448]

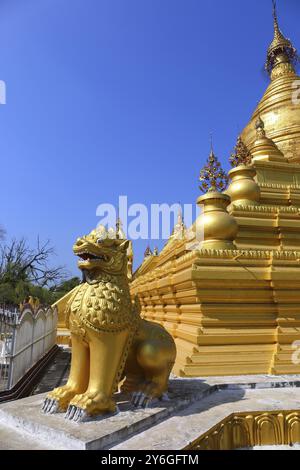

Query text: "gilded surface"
[185, 410, 300, 450]
[68, 277, 134, 333]
[130, 5, 300, 378]
[43, 228, 176, 420]
[242, 3, 299, 162]
[54, 5, 300, 379]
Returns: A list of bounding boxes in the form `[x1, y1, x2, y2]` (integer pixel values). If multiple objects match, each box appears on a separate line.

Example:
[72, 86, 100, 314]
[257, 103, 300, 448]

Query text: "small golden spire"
[199, 139, 229, 193]
[229, 135, 252, 167]
[255, 115, 264, 129]
[153, 247, 159, 256]
[210, 133, 214, 153]
[272, 0, 279, 31]
[255, 116, 266, 138]
[173, 207, 186, 240]
[116, 214, 126, 240]
[265, 0, 298, 77]
[144, 246, 152, 258]
[252, 117, 285, 162]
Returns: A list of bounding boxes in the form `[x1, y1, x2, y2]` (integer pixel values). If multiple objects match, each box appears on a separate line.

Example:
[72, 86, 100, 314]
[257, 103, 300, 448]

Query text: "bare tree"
[0, 237, 66, 287]
[0, 225, 5, 241]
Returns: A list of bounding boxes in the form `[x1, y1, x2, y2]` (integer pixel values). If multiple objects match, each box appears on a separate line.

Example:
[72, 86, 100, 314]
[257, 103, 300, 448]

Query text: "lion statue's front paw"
[64, 391, 117, 422]
[42, 385, 81, 414]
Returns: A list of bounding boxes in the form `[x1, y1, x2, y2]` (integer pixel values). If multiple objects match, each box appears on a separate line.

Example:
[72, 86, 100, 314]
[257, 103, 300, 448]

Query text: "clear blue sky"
[0, 0, 299, 277]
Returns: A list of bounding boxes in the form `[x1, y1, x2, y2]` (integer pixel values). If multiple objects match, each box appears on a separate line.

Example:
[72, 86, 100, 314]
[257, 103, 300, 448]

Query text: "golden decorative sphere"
[227, 165, 261, 206]
[196, 192, 238, 250]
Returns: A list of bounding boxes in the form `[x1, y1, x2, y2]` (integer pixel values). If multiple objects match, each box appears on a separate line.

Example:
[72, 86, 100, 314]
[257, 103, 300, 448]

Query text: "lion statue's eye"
[97, 238, 104, 244]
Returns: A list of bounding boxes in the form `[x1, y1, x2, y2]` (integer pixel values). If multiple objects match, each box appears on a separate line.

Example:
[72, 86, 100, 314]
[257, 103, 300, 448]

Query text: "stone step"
[31, 347, 71, 396]
[0, 422, 53, 450]
[0, 380, 212, 450]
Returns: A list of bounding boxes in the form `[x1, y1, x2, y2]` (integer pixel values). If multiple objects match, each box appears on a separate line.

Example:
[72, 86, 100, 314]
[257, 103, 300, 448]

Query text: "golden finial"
[176, 205, 184, 226]
[255, 115, 265, 132]
[210, 133, 214, 153]
[272, 0, 278, 31]
[266, 0, 298, 76]
[116, 210, 126, 240]
[255, 116, 268, 139]
[173, 206, 186, 240]
[144, 246, 152, 258]
[153, 247, 159, 256]
[199, 139, 229, 193]
[229, 136, 252, 168]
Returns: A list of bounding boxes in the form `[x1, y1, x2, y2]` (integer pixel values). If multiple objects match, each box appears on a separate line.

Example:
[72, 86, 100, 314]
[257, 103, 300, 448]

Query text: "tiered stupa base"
[132, 247, 300, 377]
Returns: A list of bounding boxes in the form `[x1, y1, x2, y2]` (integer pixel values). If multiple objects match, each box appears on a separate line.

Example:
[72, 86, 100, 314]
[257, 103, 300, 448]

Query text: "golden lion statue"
[42, 227, 176, 421]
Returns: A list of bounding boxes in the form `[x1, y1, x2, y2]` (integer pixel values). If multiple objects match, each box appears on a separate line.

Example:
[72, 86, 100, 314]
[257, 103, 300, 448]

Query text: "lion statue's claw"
[65, 405, 88, 423]
[131, 389, 170, 409]
[160, 392, 170, 402]
[131, 391, 152, 409]
[42, 398, 59, 415]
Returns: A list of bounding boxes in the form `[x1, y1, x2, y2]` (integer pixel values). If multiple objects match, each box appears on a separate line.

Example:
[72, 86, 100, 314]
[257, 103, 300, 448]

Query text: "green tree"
[49, 277, 81, 303]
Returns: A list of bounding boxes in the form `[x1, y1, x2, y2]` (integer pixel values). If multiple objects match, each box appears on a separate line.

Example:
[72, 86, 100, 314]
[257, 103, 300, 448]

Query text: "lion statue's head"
[73, 226, 130, 277]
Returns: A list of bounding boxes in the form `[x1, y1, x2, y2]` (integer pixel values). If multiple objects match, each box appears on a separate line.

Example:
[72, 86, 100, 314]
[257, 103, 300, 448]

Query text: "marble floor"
[0, 375, 300, 450]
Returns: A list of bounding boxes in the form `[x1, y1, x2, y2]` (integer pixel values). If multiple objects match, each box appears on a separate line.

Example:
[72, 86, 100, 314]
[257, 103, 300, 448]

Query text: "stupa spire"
[173, 207, 186, 240]
[272, 0, 279, 32]
[144, 246, 152, 258]
[116, 211, 126, 240]
[265, 0, 298, 78]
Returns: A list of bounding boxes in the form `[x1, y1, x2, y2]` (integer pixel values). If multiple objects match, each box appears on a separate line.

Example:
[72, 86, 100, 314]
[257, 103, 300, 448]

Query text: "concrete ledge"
[0, 379, 212, 450]
[113, 387, 300, 450]
[1, 375, 300, 450]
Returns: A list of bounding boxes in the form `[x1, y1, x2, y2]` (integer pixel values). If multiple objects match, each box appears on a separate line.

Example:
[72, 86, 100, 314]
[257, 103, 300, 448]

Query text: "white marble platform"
[1, 375, 300, 450]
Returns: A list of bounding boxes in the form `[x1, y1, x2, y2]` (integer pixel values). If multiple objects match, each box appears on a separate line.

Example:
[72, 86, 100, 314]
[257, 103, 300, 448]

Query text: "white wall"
[0, 307, 58, 389]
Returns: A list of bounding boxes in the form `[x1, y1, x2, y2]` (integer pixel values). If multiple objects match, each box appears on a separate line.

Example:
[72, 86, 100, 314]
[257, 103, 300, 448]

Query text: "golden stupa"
[242, 1, 300, 163]
[130, 2, 300, 377]
[56, 2, 300, 378]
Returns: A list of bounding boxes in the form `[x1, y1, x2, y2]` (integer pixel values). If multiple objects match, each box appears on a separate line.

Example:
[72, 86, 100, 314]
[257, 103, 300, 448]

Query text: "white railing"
[0, 306, 57, 391]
